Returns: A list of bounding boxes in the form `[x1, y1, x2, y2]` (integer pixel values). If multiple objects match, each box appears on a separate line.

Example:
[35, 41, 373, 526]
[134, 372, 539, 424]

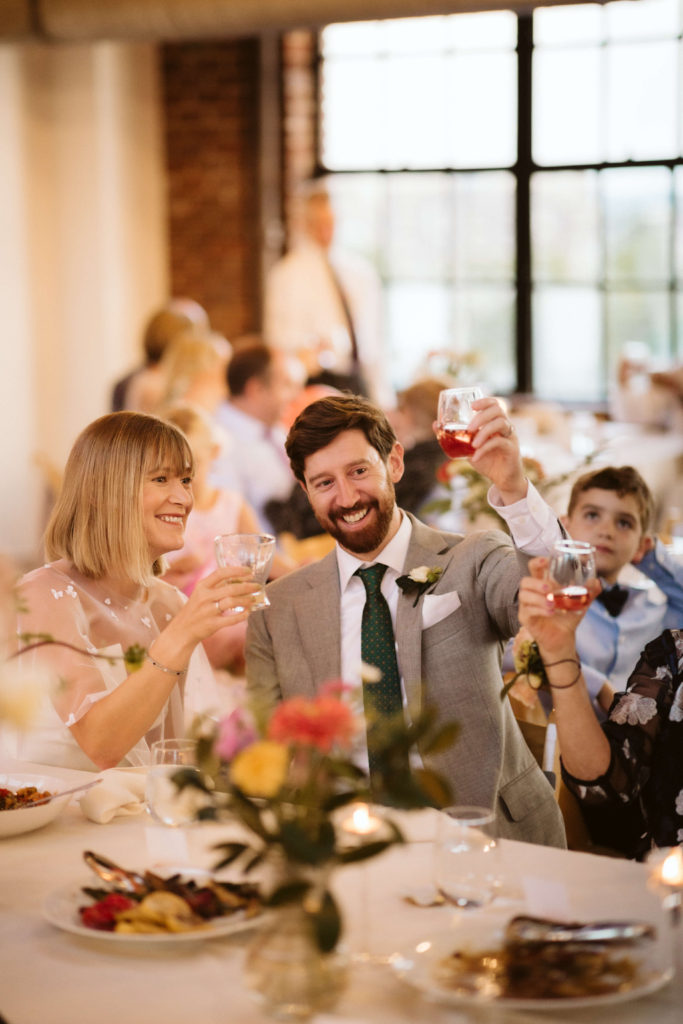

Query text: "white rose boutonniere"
[396, 565, 444, 607]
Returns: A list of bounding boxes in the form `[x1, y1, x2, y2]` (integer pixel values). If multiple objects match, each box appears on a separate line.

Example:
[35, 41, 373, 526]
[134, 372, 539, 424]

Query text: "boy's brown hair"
[567, 465, 654, 534]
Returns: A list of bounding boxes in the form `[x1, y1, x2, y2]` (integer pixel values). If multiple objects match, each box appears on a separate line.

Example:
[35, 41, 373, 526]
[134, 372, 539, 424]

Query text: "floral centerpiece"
[176, 681, 458, 955]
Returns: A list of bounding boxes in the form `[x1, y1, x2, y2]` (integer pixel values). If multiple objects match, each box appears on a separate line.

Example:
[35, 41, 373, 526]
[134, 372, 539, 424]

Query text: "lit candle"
[660, 848, 683, 888]
[343, 802, 382, 837]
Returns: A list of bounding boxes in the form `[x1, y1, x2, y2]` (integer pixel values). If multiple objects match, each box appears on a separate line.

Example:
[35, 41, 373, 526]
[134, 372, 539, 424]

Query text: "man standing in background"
[264, 183, 392, 407]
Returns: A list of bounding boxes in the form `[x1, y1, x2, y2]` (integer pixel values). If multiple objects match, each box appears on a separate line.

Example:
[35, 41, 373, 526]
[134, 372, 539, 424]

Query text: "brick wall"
[281, 30, 318, 246]
[162, 40, 262, 340]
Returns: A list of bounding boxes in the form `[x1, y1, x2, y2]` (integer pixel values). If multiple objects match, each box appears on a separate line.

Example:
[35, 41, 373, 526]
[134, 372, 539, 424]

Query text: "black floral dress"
[561, 629, 683, 859]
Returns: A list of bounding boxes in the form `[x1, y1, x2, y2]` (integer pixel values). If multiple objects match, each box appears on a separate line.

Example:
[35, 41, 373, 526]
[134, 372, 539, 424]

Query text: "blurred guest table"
[1, 757, 681, 1024]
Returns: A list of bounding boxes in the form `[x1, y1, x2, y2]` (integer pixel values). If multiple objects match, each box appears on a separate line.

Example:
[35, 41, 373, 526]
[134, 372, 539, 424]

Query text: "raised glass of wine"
[436, 386, 483, 459]
[546, 539, 596, 611]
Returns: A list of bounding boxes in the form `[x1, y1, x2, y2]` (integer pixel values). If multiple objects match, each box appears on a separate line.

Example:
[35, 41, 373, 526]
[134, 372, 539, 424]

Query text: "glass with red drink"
[546, 540, 596, 611]
[436, 386, 483, 459]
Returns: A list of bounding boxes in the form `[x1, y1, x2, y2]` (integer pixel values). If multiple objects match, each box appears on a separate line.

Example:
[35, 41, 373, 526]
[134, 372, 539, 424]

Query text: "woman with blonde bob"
[16, 411, 254, 771]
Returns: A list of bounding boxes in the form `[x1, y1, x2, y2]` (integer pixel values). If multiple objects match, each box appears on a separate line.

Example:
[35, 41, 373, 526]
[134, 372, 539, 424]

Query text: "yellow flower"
[229, 740, 289, 798]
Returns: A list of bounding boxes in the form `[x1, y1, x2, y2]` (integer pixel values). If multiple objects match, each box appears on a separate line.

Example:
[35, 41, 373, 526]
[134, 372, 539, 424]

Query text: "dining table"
[1, 757, 681, 1024]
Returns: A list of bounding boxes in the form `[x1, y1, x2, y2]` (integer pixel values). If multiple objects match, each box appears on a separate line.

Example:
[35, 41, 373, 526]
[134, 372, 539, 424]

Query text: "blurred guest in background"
[390, 378, 453, 524]
[610, 341, 683, 431]
[158, 328, 231, 415]
[111, 298, 209, 413]
[211, 339, 303, 534]
[264, 182, 391, 406]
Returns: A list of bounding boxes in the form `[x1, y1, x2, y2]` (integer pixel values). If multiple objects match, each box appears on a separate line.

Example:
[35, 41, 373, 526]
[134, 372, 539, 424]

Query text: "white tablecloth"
[1, 759, 681, 1024]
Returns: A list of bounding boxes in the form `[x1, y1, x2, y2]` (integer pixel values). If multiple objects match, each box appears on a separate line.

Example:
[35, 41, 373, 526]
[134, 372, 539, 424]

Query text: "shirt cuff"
[487, 479, 562, 555]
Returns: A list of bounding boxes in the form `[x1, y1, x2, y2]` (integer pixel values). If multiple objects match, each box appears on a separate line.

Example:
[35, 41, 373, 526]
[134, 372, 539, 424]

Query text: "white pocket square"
[421, 591, 461, 630]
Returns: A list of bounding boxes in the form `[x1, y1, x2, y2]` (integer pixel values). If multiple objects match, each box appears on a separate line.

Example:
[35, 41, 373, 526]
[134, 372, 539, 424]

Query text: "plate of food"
[0, 772, 74, 838]
[43, 855, 266, 946]
[390, 914, 673, 1011]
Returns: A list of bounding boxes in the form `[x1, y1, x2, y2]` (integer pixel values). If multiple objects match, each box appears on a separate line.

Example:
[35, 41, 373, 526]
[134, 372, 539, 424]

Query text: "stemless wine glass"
[547, 539, 597, 611]
[145, 739, 205, 828]
[214, 532, 276, 611]
[436, 386, 483, 459]
[434, 805, 501, 909]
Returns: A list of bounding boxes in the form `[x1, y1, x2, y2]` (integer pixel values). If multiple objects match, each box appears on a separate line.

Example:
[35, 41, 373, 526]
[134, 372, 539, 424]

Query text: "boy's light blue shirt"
[503, 540, 683, 721]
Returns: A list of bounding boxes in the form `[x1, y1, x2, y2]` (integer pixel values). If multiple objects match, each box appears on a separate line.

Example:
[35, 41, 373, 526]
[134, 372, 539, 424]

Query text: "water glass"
[434, 805, 500, 909]
[436, 386, 483, 459]
[215, 532, 276, 611]
[547, 539, 596, 611]
[145, 739, 204, 828]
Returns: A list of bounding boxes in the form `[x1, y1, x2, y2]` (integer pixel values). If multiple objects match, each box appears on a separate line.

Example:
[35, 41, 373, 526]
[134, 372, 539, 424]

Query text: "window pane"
[532, 171, 600, 282]
[385, 174, 451, 278]
[533, 286, 603, 401]
[447, 53, 517, 167]
[605, 0, 680, 40]
[386, 282, 451, 388]
[533, 48, 601, 165]
[454, 172, 515, 279]
[606, 42, 678, 161]
[603, 167, 671, 283]
[605, 291, 670, 374]
[383, 56, 449, 168]
[322, 22, 382, 56]
[445, 10, 518, 49]
[326, 174, 384, 265]
[676, 167, 683, 285]
[321, 58, 384, 168]
[534, 3, 604, 45]
[381, 16, 450, 53]
[453, 285, 516, 392]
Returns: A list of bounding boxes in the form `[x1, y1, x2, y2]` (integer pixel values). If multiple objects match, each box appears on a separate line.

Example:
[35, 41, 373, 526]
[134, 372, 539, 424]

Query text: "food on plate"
[78, 857, 263, 934]
[435, 915, 654, 999]
[0, 786, 53, 810]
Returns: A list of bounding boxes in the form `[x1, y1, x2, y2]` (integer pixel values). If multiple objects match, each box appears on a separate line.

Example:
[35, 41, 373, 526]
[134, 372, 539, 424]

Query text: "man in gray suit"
[246, 394, 566, 847]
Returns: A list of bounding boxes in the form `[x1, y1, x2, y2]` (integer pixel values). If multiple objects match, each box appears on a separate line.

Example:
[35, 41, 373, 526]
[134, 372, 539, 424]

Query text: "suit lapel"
[397, 515, 458, 714]
[293, 551, 342, 688]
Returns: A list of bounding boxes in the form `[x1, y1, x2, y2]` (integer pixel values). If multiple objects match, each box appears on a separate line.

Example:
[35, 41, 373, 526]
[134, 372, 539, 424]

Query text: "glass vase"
[244, 902, 348, 1021]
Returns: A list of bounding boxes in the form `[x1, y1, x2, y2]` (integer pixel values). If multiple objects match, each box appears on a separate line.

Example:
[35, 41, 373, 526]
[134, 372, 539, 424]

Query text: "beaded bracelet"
[147, 654, 187, 678]
[542, 657, 582, 689]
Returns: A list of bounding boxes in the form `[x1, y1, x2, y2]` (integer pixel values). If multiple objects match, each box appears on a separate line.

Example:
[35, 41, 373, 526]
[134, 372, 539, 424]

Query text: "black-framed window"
[317, 0, 683, 401]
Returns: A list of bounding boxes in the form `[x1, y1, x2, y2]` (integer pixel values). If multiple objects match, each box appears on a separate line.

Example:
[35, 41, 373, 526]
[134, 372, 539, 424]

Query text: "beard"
[314, 485, 397, 556]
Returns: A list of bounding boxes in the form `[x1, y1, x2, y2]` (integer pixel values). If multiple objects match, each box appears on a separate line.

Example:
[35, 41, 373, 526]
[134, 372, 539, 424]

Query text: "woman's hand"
[518, 556, 601, 660]
[151, 566, 256, 671]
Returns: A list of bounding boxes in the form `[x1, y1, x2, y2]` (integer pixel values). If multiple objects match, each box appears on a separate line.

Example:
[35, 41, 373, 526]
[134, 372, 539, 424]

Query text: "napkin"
[79, 767, 148, 824]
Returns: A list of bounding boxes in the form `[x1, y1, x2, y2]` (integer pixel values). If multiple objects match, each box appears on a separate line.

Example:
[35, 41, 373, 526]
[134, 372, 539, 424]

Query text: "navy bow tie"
[596, 584, 629, 617]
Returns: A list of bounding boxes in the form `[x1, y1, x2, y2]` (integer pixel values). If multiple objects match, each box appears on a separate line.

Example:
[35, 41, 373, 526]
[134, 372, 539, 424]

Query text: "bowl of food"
[0, 771, 73, 838]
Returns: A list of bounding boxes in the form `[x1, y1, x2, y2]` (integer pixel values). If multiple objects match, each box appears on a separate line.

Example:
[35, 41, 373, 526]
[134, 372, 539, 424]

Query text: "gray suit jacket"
[246, 513, 566, 848]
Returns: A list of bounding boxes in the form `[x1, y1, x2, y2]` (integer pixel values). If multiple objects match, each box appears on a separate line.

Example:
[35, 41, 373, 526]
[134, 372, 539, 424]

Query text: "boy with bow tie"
[560, 466, 683, 715]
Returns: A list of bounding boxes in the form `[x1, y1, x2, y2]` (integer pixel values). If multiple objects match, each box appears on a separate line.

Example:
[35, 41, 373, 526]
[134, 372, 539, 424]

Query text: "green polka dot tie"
[356, 564, 404, 776]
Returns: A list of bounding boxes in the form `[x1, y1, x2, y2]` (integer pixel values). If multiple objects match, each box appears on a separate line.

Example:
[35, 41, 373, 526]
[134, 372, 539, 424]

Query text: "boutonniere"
[396, 565, 443, 607]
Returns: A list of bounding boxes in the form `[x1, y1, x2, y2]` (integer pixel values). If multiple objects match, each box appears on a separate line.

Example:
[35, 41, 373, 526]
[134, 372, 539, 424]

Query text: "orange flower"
[267, 695, 356, 753]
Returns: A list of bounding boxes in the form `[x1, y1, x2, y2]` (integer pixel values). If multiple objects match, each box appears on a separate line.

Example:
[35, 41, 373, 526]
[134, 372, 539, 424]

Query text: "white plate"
[43, 879, 265, 946]
[0, 772, 73, 838]
[390, 919, 674, 1011]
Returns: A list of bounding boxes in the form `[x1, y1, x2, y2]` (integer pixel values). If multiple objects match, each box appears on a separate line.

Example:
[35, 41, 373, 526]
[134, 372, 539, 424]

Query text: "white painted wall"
[0, 41, 169, 568]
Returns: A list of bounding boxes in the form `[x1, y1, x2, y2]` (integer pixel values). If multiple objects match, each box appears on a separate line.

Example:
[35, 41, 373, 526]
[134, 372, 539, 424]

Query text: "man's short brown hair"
[567, 465, 654, 534]
[286, 394, 397, 484]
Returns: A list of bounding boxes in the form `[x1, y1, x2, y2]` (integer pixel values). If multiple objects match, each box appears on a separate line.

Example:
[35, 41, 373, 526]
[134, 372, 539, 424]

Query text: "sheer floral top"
[14, 560, 220, 771]
[561, 628, 683, 858]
